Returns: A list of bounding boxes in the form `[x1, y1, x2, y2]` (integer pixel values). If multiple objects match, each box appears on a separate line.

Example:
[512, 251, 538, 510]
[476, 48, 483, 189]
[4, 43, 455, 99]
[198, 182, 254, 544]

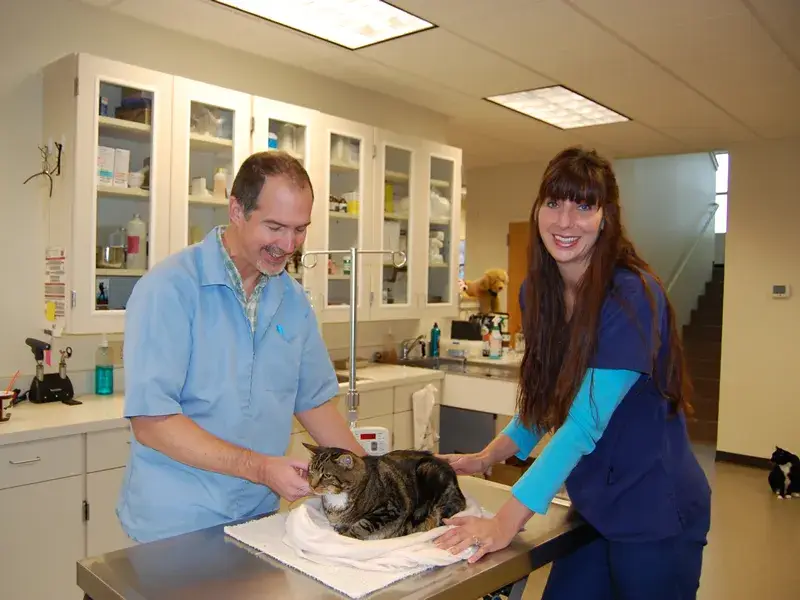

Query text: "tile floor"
[520, 444, 800, 599]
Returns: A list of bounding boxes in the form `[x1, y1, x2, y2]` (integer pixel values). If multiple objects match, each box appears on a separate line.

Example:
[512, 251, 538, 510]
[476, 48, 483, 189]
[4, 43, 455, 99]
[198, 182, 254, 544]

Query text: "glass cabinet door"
[371, 131, 421, 320]
[252, 97, 317, 286]
[425, 146, 461, 311]
[71, 55, 173, 335]
[170, 78, 252, 255]
[319, 118, 374, 321]
[94, 80, 155, 313]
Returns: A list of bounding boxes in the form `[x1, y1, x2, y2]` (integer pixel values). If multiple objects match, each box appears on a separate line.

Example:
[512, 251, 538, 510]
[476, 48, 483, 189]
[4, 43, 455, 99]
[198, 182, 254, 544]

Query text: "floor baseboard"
[715, 450, 771, 470]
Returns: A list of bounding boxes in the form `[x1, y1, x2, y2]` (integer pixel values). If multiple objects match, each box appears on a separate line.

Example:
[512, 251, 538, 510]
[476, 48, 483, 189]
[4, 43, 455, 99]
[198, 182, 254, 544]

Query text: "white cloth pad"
[224, 494, 493, 599]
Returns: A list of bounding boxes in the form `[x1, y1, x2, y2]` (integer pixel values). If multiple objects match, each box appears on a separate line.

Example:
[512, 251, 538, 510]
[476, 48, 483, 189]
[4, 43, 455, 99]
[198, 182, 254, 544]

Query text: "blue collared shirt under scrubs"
[116, 227, 339, 543]
[508, 269, 711, 597]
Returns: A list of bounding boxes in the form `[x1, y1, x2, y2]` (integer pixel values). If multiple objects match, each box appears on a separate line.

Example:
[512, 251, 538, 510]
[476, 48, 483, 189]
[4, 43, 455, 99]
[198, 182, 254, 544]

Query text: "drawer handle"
[9, 457, 41, 466]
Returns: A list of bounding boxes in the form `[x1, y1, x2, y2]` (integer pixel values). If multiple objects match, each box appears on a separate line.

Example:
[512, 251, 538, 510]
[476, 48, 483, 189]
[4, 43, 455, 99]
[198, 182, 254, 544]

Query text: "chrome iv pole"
[301, 247, 406, 429]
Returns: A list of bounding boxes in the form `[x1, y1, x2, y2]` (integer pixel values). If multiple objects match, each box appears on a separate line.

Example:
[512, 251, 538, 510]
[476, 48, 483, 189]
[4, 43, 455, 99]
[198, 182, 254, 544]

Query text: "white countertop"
[0, 364, 443, 447]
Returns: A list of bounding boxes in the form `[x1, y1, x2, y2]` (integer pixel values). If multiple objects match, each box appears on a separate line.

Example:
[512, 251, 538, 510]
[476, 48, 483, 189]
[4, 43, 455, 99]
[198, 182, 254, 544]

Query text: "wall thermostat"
[352, 426, 391, 456]
[772, 284, 791, 299]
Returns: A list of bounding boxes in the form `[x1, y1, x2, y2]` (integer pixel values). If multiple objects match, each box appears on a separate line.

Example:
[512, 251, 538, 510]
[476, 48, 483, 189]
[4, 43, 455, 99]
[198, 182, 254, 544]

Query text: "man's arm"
[296, 401, 367, 456]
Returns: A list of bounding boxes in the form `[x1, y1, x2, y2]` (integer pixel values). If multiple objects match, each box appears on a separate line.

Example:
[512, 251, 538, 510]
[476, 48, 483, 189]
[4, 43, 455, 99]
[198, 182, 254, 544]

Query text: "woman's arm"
[436, 367, 640, 560]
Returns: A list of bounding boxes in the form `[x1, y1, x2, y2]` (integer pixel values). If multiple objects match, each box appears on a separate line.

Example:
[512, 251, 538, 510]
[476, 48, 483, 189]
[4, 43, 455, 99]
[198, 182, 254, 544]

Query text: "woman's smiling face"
[537, 197, 604, 273]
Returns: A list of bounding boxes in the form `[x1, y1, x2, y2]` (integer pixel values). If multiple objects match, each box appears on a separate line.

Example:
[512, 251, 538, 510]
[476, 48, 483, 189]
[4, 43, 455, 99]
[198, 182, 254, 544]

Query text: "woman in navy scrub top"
[436, 146, 711, 599]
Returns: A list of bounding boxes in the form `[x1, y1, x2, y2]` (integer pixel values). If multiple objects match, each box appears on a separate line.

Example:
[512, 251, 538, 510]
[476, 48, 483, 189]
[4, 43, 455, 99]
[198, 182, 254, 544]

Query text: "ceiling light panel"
[211, 0, 435, 50]
[486, 86, 630, 129]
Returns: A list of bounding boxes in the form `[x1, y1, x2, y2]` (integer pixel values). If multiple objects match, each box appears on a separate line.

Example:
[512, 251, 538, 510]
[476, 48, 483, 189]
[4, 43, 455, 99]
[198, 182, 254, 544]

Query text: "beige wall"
[717, 138, 800, 458]
[0, 0, 447, 378]
[464, 153, 716, 325]
[464, 161, 548, 312]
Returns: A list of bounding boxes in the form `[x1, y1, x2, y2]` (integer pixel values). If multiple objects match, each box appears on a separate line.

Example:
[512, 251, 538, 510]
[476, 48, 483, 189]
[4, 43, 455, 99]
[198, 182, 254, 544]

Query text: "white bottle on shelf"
[126, 213, 147, 270]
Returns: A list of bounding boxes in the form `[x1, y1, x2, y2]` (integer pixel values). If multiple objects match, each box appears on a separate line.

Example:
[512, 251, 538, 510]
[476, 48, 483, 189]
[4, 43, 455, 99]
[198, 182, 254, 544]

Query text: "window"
[715, 152, 729, 234]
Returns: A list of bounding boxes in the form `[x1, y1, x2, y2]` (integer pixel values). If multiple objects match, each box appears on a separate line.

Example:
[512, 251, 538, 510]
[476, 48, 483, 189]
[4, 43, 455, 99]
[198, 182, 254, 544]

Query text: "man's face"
[229, 174, 312, 276]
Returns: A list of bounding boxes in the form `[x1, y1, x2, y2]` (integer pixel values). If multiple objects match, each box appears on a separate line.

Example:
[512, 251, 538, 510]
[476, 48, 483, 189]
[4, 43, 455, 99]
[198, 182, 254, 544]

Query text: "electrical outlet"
[107, 340, 123, 365]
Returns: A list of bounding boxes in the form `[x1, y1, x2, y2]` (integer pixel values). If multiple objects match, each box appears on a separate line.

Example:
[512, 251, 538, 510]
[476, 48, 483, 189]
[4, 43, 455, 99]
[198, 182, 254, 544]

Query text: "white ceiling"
[85, 0, 800, 168]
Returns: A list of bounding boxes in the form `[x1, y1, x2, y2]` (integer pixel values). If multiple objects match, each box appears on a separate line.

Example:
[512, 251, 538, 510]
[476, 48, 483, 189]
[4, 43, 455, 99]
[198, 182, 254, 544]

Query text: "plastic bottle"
[95, 335, 114, 395]
[430, 322, 441, 357]
[126, 214, 147, 270]
[489, 317, 502, 359]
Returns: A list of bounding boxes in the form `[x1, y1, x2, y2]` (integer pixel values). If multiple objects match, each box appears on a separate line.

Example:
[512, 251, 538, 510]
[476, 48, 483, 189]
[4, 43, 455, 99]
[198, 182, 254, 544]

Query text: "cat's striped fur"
[304, 443, 467, 541]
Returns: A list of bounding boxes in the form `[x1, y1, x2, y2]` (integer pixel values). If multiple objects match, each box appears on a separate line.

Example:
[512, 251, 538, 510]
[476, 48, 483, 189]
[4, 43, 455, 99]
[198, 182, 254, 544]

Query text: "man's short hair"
[230, 151, 313, 217]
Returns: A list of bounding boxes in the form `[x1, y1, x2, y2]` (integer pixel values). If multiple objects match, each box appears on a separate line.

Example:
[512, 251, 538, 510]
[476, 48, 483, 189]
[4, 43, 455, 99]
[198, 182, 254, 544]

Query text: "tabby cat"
[303, 443, 467, 541]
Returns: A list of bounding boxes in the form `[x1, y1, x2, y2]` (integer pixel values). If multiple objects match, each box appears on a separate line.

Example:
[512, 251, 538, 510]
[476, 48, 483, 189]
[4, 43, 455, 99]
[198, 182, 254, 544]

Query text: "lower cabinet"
[87, 467, 136, 556]
[0, 476, 86, 600]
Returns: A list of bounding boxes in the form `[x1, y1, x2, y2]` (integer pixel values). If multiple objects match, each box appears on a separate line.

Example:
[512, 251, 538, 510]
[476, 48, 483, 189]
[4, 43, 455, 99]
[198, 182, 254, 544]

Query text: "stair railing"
[666, 202, 719, 294]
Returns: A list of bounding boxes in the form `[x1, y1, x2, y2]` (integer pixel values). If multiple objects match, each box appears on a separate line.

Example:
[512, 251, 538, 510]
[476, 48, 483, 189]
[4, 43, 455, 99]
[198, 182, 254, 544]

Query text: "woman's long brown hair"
[517, 147, 693, 433]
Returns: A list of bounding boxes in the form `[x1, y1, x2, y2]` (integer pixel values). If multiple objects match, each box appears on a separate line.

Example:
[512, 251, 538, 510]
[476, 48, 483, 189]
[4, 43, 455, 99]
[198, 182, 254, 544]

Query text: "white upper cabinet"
[369, 129, 425, 321]
[169, 77, 252, 254]
[44, 54, 173, 334]
[423, 142, 462, 316]
[315, 115, 376, 324]
[41, 53, 462, 334]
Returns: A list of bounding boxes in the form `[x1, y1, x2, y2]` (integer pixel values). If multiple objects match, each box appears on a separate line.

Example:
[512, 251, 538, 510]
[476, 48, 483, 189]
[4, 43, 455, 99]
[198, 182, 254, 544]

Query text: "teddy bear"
[460, 268, 509, 314]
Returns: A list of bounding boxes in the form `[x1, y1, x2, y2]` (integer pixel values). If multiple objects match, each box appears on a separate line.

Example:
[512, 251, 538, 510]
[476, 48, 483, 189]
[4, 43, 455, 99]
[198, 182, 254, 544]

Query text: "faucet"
[401, 335, 425, 360]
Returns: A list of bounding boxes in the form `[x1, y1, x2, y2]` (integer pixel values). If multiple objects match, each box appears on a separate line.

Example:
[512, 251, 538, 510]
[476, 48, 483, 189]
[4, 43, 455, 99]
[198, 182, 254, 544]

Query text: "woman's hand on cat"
[434, 515, 516, 563]
[436, 452, 488, 476]
[258, 456, 313, 502]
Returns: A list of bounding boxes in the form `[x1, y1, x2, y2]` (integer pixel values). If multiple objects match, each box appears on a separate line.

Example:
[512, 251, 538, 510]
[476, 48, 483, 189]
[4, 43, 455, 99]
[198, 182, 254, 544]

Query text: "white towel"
[412, 383, 439, 451]
[224, 494, 492, 599]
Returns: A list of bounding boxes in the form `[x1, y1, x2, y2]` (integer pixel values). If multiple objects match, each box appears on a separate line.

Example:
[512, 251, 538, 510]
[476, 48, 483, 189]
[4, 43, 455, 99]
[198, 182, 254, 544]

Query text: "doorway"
[507, 221, 529, 338]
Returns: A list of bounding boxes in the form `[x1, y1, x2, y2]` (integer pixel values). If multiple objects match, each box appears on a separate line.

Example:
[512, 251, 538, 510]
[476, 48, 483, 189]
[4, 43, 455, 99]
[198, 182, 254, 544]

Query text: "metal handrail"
[666, 202, 719, 294]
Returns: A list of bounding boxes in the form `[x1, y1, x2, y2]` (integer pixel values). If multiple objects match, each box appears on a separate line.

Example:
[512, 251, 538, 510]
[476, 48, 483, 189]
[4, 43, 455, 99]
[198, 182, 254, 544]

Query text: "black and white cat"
[768, 446, 800, 499]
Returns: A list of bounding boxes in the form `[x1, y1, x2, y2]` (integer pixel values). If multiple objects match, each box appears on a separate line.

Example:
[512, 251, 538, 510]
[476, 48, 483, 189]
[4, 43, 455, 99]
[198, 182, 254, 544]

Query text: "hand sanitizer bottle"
[95, 335, 114, 395]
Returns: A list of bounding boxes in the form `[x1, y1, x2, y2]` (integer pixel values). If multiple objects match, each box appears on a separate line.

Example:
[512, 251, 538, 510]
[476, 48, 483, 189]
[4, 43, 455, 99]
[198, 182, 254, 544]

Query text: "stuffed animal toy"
[461, 268, 509, 314]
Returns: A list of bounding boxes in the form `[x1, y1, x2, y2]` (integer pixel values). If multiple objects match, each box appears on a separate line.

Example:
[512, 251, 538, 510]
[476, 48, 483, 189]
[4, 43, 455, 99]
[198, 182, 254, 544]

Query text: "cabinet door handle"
[9, 457, 41, 465]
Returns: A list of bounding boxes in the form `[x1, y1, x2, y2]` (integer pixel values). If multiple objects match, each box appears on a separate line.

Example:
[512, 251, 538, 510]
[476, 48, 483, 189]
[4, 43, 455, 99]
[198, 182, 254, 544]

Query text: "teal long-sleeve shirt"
[501, 368, 640, 514]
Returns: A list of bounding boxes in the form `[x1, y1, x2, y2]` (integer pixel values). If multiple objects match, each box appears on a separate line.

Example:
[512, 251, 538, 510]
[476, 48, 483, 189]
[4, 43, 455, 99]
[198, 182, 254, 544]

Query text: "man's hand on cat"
[436, 452, 488, 476]
[258, 456, 312, 502]
[434, 515, 516, 563]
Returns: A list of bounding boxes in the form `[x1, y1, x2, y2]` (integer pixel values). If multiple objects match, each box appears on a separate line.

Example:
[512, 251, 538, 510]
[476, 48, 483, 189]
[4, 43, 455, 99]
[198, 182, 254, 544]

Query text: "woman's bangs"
[542, 165, 606, 207]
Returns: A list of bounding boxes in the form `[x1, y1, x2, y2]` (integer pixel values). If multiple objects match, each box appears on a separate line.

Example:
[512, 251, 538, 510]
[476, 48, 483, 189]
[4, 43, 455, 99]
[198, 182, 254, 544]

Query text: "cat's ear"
[303, 442, 322, 455]
[337, 454, 354, 470]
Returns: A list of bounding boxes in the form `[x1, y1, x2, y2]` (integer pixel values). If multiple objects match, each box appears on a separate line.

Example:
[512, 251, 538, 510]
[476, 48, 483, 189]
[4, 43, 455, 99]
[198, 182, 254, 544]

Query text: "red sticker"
[45, 349, 51, 367]
[127, 235, 140, 254]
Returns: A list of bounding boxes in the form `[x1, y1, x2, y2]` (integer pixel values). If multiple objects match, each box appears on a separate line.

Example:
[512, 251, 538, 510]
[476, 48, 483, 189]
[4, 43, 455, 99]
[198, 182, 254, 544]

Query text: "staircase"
[682, 264, 724, 445]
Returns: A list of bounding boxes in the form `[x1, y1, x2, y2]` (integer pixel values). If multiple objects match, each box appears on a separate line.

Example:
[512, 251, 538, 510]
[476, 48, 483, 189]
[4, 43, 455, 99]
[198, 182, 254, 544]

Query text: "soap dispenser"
[95, 335, 114, 396]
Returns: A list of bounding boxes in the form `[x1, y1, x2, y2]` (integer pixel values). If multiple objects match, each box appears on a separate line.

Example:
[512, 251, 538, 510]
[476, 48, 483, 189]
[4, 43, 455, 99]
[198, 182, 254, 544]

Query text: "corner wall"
[717, 138, 800, 458]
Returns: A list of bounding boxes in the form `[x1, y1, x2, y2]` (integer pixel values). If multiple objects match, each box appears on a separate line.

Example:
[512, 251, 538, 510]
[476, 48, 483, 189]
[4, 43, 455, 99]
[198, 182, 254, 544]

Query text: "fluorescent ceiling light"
[486, 86, 629, 129]
[211, 0, 436, 50]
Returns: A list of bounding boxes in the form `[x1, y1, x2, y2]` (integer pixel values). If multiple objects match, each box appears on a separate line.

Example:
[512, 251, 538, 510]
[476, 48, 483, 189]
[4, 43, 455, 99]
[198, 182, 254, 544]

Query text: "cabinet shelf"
[188, 194, 228, 207]
[431, 179, 451, 189]
[385, 170, 409, 183]
[328, 210, 359, 220]
[97, 185, 149, 198]
[430, 217, 451, 225]
[331, 161, 359, 172]
[384, 212, 409, 221]
[189, 132, 233, 152]
[98, 115, 151, 140]
[96, 268, 146, 277]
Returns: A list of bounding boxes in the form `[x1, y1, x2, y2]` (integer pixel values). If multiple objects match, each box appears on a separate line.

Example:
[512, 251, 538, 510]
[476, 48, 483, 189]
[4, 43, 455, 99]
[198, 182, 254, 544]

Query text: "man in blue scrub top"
[116, 151, 365, 544]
